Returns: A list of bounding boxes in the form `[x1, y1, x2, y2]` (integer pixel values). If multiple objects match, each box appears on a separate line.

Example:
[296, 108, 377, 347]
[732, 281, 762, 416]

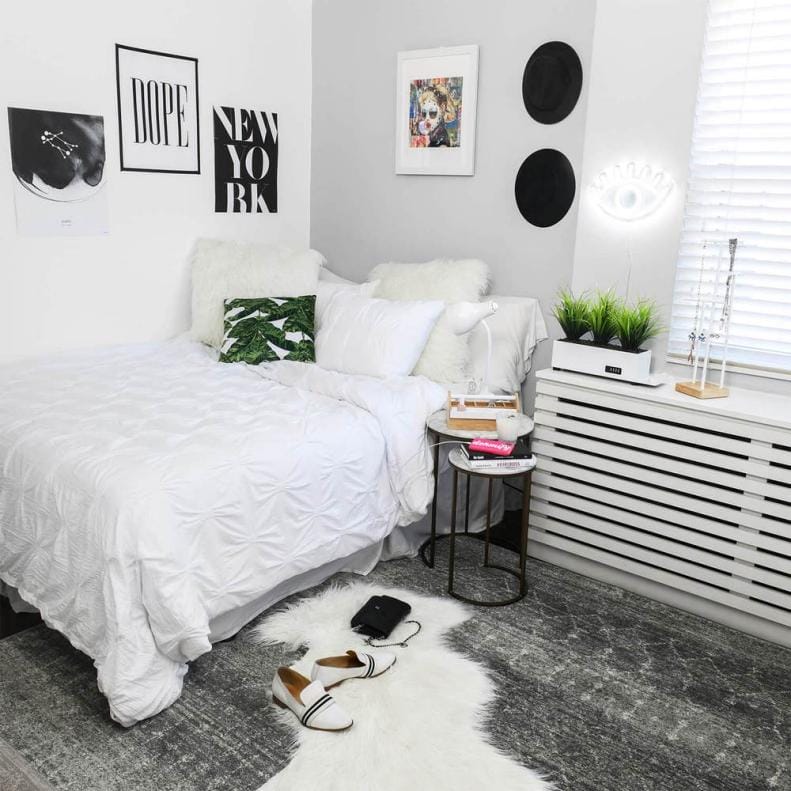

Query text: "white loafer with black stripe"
[272, 667, 353, 732]
[310, 649, 396, 689]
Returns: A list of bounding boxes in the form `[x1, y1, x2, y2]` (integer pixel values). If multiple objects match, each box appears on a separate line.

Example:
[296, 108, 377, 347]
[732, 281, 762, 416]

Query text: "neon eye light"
[592, 162, 674, 221]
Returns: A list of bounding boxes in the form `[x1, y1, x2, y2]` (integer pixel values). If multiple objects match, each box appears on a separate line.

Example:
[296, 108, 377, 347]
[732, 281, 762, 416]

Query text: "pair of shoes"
[272, 649, 396, 732]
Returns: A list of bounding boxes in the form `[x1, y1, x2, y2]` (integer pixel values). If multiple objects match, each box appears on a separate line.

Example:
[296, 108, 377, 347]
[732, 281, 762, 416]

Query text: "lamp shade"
[445, 301, 498, 335]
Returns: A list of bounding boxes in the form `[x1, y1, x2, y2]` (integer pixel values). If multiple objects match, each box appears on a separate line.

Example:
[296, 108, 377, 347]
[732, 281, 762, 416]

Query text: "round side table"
[446, 447, 536, 607]
[420, 409, 534, 568]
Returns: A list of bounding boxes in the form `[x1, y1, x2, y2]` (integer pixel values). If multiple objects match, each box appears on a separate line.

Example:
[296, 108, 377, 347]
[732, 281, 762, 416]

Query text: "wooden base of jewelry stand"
[675, 381, 730, 399]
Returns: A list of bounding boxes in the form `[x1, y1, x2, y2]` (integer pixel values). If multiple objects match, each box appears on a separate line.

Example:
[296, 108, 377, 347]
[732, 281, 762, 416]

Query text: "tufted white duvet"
[0, 340, 445, 726]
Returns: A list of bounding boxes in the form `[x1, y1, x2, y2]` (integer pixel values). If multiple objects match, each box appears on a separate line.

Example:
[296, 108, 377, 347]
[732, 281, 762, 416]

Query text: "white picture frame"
[115, 44, 200, 174]
[395, 45, 479, 176]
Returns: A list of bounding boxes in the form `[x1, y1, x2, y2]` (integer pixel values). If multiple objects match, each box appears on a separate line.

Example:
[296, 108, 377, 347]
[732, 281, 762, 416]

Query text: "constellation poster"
[7, 107, 109, 236]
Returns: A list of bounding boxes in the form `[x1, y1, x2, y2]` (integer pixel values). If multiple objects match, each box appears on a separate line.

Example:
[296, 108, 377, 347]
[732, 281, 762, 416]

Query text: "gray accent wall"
[311, 0, 598, 400]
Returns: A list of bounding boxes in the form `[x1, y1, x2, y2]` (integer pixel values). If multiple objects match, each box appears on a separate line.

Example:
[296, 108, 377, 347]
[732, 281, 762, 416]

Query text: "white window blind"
[669, 0, 791, 374]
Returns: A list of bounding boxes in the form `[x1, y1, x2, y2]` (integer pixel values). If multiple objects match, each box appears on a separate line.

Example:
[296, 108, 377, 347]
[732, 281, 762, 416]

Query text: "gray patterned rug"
[0, 539, 789, 791]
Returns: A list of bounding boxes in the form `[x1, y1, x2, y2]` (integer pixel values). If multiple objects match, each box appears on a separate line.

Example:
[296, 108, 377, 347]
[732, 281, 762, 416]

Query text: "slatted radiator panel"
[530, 378, 791, 638]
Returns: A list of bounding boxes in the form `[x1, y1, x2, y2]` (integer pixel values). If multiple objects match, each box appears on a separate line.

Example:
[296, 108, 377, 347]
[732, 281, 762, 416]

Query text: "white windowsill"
[665, 355, 791, 384]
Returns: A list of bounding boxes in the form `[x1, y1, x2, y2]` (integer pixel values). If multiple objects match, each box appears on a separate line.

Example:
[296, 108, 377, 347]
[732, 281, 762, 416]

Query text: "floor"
[0, 538, 789, 791]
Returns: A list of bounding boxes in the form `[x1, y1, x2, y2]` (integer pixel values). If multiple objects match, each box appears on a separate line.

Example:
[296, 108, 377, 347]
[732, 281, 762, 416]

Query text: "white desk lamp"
[445, 300, 498, 395]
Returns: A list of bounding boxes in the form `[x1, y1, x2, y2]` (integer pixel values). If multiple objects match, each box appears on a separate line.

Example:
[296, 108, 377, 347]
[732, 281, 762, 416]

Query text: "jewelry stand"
[675, 238, 738, 401]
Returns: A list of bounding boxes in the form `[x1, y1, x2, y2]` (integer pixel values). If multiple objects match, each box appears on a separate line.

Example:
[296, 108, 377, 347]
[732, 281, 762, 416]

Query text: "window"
[669, 0, 791, 374]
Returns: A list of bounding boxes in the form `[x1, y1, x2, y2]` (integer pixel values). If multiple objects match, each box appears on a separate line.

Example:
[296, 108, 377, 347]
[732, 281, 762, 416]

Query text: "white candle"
[496, 415, 519, 442]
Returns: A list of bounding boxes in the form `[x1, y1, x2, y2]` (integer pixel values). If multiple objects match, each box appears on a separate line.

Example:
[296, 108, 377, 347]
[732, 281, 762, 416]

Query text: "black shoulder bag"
[351, 595, 421, 648]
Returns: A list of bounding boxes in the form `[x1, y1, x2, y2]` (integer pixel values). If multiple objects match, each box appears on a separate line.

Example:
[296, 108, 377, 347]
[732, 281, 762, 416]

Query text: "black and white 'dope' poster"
[115, 44, 200, 174]
[213, 106, 278, 213]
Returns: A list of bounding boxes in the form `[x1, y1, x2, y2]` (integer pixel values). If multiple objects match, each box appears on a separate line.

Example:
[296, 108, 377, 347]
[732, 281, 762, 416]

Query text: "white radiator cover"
[529, 369, 791, 648]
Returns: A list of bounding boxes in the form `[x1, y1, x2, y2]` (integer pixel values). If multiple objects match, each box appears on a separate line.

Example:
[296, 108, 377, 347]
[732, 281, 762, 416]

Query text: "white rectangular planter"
[551, 339, 652, 384]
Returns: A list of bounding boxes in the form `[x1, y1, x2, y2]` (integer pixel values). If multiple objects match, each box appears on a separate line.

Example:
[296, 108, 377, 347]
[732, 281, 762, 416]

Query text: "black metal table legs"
[447, 468, 531, 607]
[420, 429, 441, 568]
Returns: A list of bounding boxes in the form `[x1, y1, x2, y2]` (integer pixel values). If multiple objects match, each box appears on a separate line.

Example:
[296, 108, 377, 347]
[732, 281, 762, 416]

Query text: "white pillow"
[368, 258, 490, 382]
[469, 296, 549, 393]
[190, 239, 324, 348]
[369, 259, 489, 301]
[319, 267, 357, 285]
[316, 292, 444, 378]
[315, 280, 378, 331]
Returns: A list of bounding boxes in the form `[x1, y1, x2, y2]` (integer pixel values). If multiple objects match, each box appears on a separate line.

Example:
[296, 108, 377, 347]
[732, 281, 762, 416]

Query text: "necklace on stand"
[688, 241, 708, 363]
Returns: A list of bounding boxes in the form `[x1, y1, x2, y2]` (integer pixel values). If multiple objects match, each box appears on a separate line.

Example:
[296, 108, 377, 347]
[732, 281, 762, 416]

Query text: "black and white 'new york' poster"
[213, 106, 278, 213]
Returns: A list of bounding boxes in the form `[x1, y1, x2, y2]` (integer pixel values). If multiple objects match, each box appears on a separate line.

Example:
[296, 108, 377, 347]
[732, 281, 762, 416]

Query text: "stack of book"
[461, 437, 534, 470]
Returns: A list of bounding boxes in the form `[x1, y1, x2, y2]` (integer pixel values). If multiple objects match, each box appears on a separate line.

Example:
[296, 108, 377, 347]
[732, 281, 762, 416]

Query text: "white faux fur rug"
[252, 583, 552, 791]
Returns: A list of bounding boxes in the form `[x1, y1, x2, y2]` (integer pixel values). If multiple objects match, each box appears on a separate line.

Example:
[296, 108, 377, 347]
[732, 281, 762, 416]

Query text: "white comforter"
[0, 340, 444, 725]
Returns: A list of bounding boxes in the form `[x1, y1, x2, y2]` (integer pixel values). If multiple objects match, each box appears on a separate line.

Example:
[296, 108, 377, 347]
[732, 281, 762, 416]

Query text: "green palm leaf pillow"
[219, 295, 316, 365]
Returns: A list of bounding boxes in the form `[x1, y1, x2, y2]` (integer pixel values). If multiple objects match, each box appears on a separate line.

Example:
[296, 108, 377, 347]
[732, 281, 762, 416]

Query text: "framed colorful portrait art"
[395, 45, 479, 176]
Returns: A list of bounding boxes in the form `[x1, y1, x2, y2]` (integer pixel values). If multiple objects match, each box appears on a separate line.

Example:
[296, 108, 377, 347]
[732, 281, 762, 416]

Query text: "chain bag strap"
[359, 620, 422, 648]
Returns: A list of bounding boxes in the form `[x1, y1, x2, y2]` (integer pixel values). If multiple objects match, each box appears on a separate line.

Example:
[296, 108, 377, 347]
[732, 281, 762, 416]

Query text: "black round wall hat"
[522, 41, 583, 124]
[514, 149, 576, 228]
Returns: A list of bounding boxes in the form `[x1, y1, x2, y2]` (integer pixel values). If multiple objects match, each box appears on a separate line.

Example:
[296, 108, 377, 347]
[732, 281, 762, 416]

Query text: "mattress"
[0, 339, 445, 725]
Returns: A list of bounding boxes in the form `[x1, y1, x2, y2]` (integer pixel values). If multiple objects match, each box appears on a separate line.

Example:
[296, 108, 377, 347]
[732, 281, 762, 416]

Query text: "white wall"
[572, 0, 791, 397]
[311, 0, 597, 405]
[571, 0, 708, 363]
[0, 0, 312, 363]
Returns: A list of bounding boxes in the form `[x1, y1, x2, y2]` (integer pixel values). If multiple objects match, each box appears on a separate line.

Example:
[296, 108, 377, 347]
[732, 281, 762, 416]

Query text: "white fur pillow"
[190, 239, 324, 348]
[316, 292, 444, 378]
[369, 259, 490, 383]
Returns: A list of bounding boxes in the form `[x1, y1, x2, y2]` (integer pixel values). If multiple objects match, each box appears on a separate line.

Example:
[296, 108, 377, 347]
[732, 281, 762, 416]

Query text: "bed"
[0, 245, 547, 726]
[0, 339, 445, 726]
